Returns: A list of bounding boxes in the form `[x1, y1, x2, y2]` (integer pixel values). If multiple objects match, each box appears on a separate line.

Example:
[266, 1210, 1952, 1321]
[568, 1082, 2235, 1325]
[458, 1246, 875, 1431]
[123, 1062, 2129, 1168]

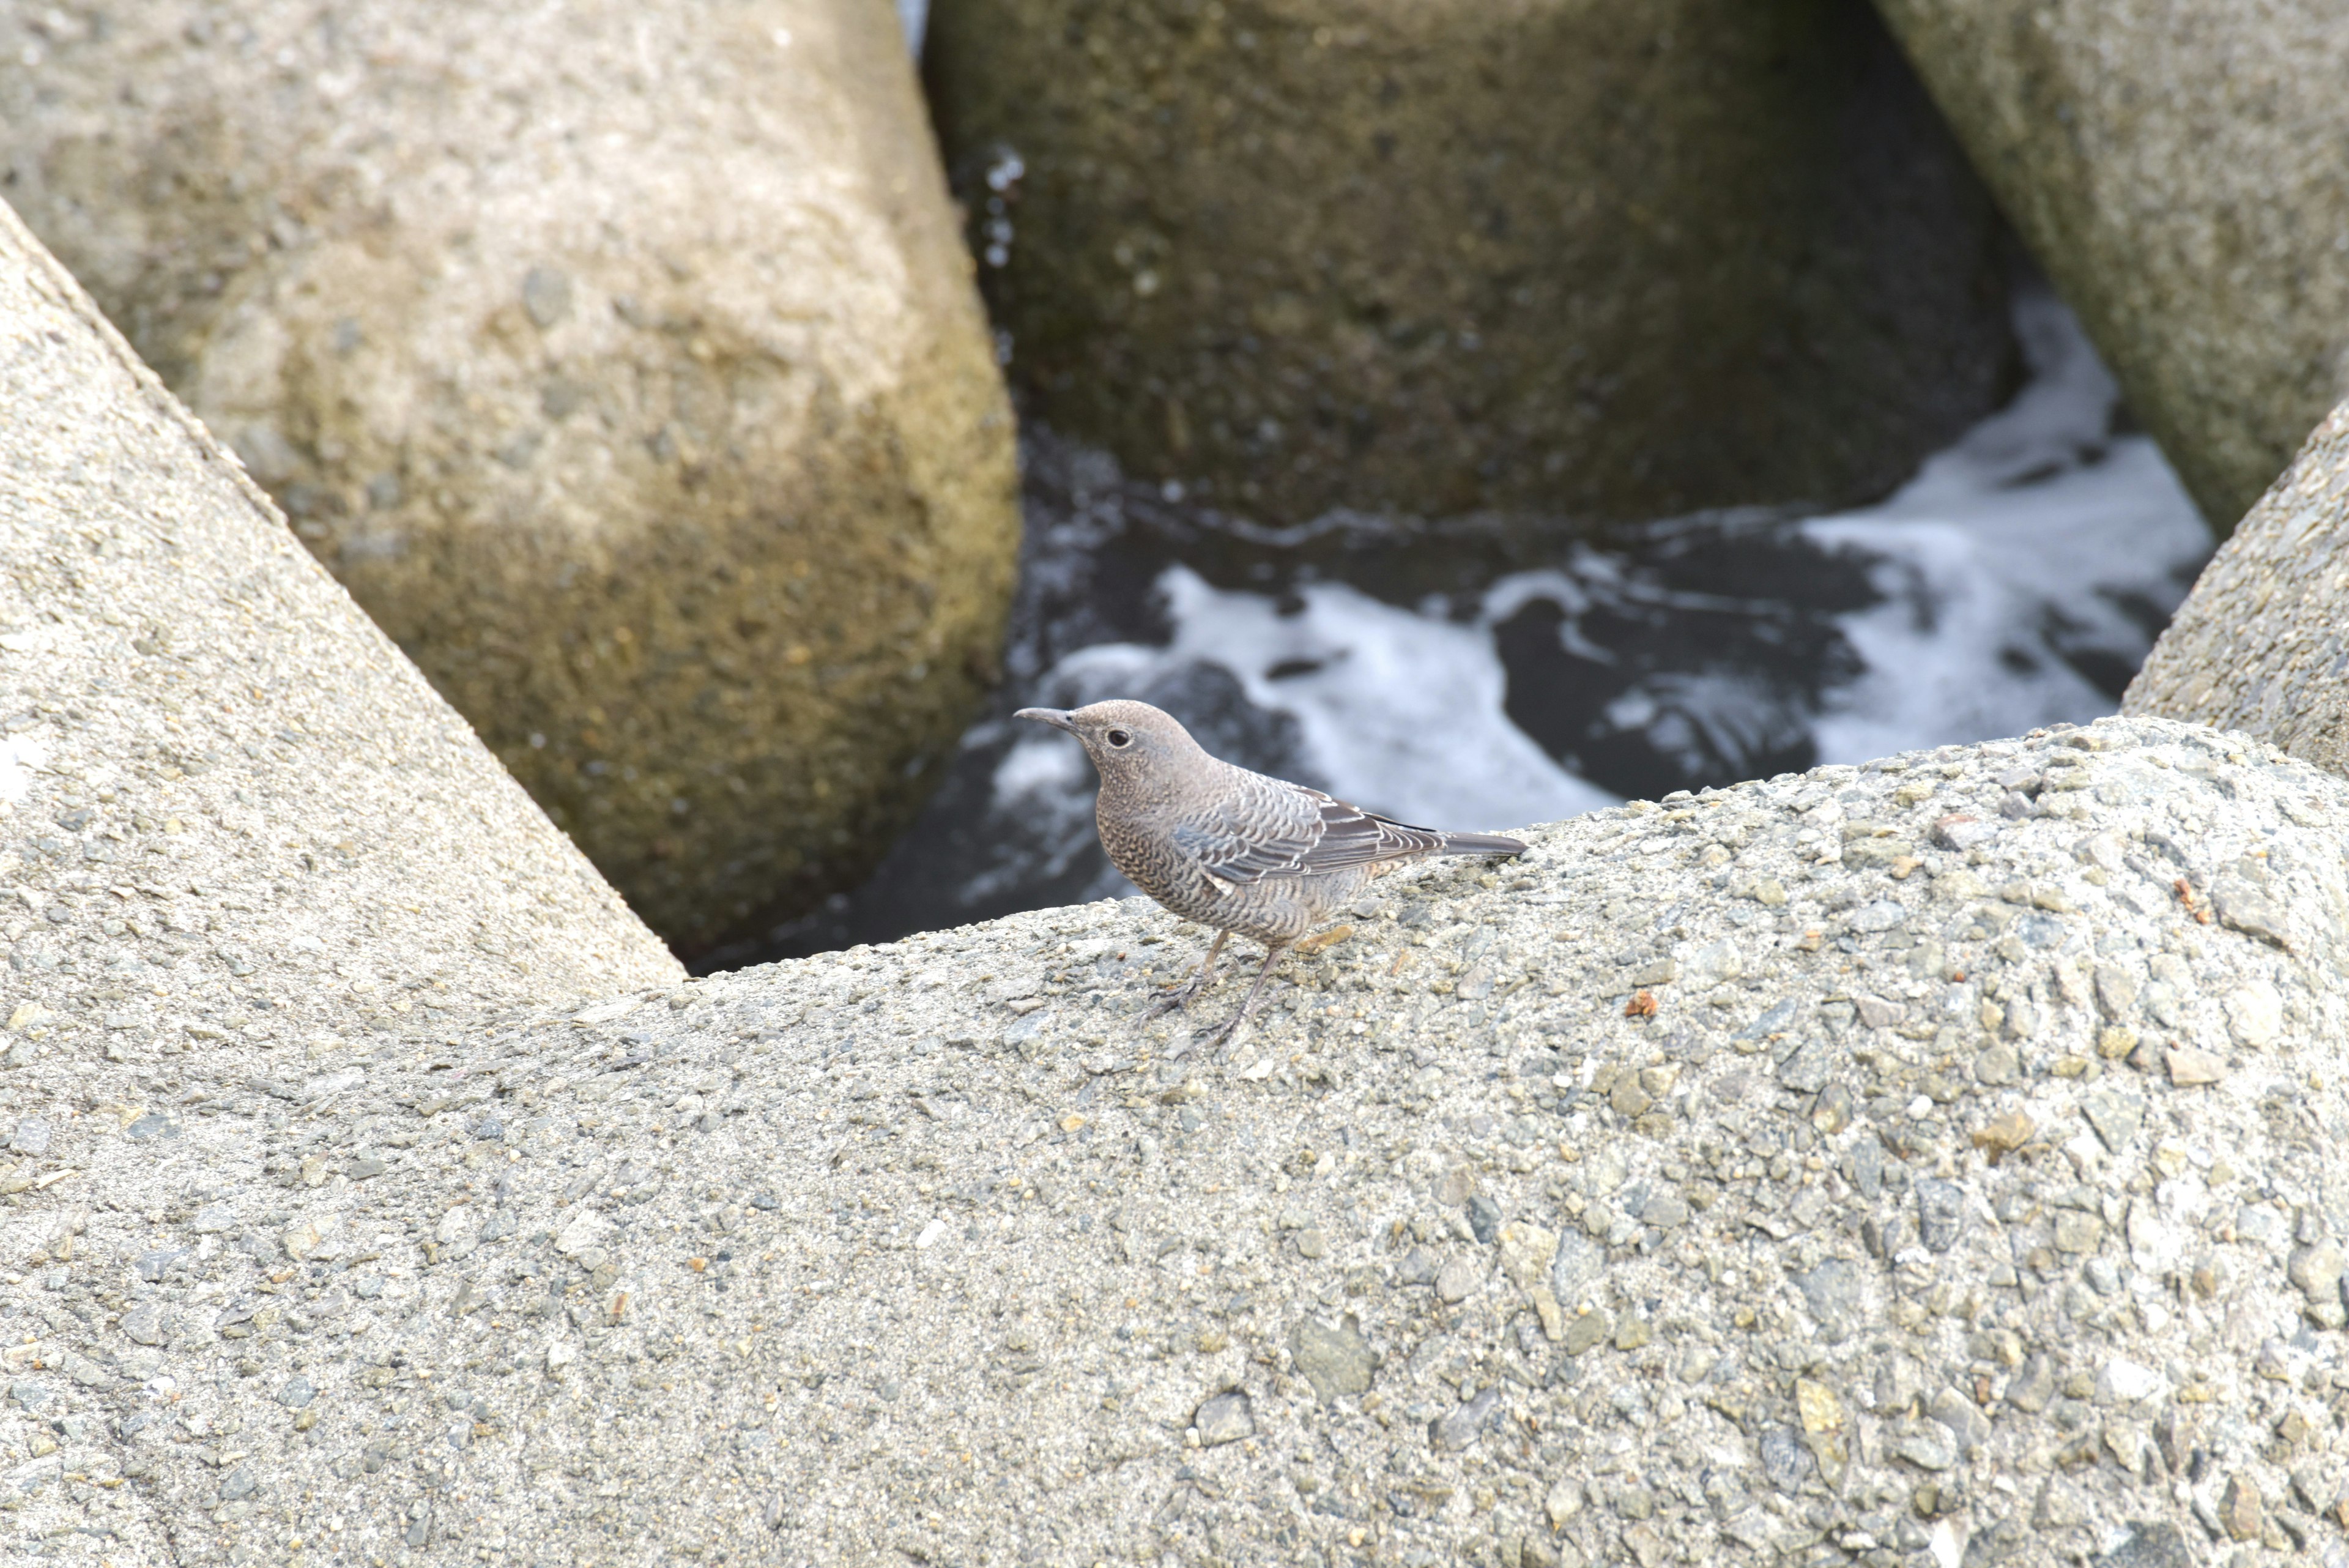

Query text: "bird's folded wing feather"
[1171, 777, 1447, 883]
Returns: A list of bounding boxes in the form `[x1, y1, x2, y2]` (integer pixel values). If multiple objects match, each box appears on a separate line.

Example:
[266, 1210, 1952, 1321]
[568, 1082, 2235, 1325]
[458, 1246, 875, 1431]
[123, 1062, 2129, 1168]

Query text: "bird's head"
[1013, 699, 1204, 784]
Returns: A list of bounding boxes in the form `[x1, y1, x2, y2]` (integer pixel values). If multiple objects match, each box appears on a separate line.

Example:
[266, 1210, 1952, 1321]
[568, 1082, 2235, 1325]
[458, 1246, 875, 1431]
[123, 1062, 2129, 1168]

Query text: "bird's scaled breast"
[1095, 804, 1182, 897]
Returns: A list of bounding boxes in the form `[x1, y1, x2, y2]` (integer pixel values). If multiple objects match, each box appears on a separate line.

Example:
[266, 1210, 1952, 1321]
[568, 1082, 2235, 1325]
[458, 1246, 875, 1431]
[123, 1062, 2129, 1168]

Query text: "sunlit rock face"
[0, 200, 680, 1063]
[13, 709, 2349, 1567]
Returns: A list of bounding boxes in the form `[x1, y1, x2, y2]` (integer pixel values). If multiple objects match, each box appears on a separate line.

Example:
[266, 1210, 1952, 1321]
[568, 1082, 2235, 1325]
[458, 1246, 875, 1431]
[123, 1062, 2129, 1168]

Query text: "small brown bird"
[1015, 699, 1526, 1043]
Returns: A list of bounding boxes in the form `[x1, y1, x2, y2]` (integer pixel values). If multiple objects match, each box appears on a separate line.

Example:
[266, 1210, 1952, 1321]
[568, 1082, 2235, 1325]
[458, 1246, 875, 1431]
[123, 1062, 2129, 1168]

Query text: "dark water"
[696, 292, 2210, 972]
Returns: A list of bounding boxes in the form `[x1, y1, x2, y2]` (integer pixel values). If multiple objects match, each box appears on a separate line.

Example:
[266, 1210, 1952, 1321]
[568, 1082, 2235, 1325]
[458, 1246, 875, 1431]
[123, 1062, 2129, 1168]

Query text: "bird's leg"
[1150, 929, 1228, 1014]
[1207, 943, 1288, 1053]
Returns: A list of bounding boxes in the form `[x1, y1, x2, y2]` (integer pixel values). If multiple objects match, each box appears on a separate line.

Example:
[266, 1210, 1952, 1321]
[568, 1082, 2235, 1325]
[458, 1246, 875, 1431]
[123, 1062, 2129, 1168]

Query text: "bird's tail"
[1439, 831, 1527, 857]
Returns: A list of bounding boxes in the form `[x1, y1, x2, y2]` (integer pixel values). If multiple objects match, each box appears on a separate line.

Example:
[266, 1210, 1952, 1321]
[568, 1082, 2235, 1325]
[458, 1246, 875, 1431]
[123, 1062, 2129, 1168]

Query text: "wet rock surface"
[928, 0, 2014, 530]
[0, 0, 1022, 953]
[10, 714, 2349, 1565]
[2128, 399, 2349, 781]
[1874, 0, 2349, 530]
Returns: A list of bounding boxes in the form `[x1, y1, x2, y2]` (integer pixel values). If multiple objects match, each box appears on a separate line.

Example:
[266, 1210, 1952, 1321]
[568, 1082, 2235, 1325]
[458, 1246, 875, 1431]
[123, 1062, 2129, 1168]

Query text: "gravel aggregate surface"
[0, 196, 680, 1561]
[7, 713, 2348, 1567]
[2129, 398, 2349, 781]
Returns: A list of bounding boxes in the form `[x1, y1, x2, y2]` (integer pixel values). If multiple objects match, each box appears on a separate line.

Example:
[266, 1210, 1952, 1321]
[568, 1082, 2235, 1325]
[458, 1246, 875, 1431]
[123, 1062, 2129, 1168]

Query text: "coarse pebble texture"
[0, 0, 1022, 954]
[2128, 399, 2349, 779]
[11, 715, 2349, 1566]
[0, 196, 685, 1555]
[926, 0, 2014, 531]
[1872, 0, 2349, 532]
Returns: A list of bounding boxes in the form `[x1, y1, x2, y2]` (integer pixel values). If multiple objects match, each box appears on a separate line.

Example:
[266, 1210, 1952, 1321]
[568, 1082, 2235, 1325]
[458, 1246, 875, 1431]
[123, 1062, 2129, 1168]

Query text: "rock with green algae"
[0, 0, 1022, 953]
[1876, 0, 2349, 532]
[926, 0, 2014, 533]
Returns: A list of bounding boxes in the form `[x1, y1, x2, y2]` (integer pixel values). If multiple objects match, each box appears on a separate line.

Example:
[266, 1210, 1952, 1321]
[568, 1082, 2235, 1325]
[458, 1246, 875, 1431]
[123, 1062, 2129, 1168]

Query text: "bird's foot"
[1204, 1009, 1250, 1057]
[1147, 975, 1208, 1017]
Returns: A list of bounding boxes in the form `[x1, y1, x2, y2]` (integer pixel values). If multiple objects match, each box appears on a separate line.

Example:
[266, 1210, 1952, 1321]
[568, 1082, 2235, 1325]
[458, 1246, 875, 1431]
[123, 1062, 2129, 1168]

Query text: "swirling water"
[703, 291, 2210, 968]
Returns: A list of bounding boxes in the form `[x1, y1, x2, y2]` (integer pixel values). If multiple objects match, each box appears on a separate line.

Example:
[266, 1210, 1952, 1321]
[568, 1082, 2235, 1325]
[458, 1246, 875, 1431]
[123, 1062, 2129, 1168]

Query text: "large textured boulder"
[1874, 0, 2349, 532]
[0, 0, 1022, 953]
[925, 0, 2014, 529]
[0, 196, 680, 1548]
[13, 712, 2349, 1565]
[2127, 399, 2349, 770]
[0, 199, 680, 1056]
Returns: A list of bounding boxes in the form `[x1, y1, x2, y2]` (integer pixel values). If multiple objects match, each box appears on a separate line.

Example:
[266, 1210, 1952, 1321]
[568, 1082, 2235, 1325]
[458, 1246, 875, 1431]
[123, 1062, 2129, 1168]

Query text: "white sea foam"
[1801, 291, 2208, 763]
[1008, 569, 1617, 831]
[999, 294, 2206, 845]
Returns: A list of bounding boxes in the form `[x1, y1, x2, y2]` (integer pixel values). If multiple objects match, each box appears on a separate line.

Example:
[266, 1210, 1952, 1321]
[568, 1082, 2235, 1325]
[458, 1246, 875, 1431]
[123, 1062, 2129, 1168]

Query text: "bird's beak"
[1014, 707, 1077, 734]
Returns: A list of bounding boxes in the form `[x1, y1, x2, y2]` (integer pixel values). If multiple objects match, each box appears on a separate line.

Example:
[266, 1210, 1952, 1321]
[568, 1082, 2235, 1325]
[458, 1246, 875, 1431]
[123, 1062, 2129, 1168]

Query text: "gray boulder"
[2128, 398, 2349, 776]
[0, 198, 680, 1052]
[1874, 0, 2349, 531]
[0, 0, 1022, 953]
[13, 712, 2349, 1565]
[0, 195, 678, 1555]
[926, 0, 2013, 530]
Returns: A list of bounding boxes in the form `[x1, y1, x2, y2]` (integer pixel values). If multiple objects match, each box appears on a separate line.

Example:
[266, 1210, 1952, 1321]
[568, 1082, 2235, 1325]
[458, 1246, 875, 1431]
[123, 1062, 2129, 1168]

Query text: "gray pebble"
[1193, 1391, 1253, 1446]
[1290, 1316, 1373, 1402]
[1915, 1178, 1965, 1252]
[1886, 1417, 1958, 1471]
[1794, 1258, 1867, 1342]
[2095, 1523, 2194, 1568]
[1757, 1425, 1813, 1493]
[1430, 1386, 1500, 1452]
[133, 1247, 186, 1283]
[2005, 1354, 2056, 1414]
[121, 1303, 166, 1347]
[1434, 1255, 1480, 1304]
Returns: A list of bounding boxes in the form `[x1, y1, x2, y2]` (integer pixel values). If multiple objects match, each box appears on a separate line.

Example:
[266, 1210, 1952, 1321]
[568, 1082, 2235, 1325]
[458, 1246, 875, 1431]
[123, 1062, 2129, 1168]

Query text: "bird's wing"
[1171, 776, 1447, 885]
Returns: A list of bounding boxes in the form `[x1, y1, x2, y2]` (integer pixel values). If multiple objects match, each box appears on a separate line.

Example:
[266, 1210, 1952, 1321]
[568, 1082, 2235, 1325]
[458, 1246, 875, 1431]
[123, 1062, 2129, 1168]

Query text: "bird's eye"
[1106, 729, 1132, 748]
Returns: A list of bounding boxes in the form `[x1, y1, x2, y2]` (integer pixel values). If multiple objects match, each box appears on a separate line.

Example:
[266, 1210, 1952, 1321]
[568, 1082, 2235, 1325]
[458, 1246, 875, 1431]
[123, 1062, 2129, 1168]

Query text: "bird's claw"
[1148, 973, 1214, 1016]
[1206, 1010, 1251, 1058]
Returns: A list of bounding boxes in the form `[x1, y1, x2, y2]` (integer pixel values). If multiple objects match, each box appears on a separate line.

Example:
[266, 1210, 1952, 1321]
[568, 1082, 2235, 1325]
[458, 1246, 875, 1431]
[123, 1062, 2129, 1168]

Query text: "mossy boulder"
[1876, 0, 2349, 532]
[0, 0, 1021, 954]
[0, 197, 681, 1051]
[926, 0, 2014, 529]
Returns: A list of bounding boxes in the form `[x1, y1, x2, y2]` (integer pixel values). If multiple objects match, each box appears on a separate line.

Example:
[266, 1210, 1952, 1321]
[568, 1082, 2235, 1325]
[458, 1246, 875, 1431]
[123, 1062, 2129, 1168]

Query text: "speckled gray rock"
[2128, 399, 2349, 781]
[1874, 0, 2349, 531]
[0, 0, 1021, 953]
[12, 714, 2349, 1565]
[0, 195, 681, 1555]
